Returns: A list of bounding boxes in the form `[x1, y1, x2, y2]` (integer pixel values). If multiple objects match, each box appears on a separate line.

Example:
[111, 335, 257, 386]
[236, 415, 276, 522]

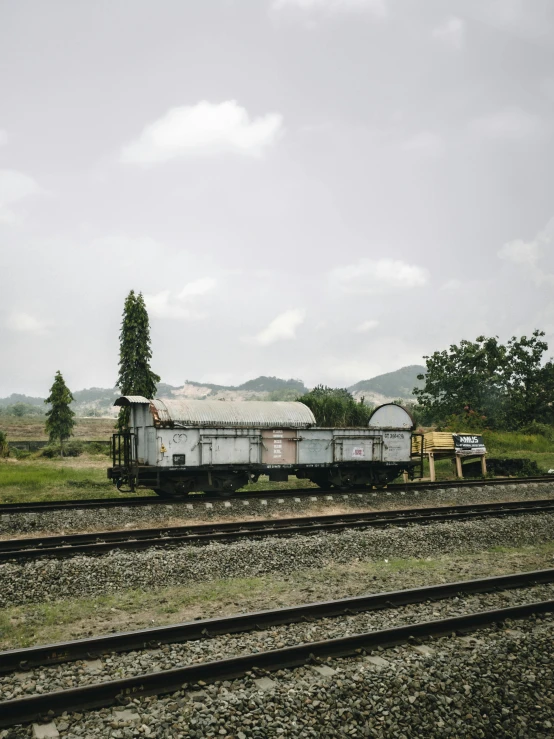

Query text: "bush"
[41, 440, 84, 458]
[12, 448, 32, 460]
[520, 421, 554, 441]
[86, 441, 111, 456]
[299, 386, 373, 427]
[0, 431, 8, 458]
[463, 457, 543, 477]
[440, 410, 489, 433]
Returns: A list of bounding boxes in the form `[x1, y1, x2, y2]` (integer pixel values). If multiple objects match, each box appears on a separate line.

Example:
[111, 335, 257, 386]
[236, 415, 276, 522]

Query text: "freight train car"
[108, 396, 417, 497]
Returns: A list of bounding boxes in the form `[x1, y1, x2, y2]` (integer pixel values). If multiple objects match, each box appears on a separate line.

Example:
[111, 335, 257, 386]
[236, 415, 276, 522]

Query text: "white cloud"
[330, 258, 429, 295]
[121, 101, 284, 164]
[246, 309, 305, 346]
[498, 221, 554, 286]
[402, 131, 445, 157]
[354, 319, 379, 333]
[432, 17, 465, 50]
[0, 169, 40, 223]
[271, 0, 386, 15]
[470, 108, 542, 139]
[440, 279, 463, 291]
[6, 312, 48, 334]
[498, 239, 540, 266]
[145, 277, 217, 320]
[0, 130, 7, 147]
[178, 277, 217, 300]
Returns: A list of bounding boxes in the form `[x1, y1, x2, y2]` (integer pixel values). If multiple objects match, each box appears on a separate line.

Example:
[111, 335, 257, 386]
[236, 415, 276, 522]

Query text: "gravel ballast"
[1, 582, 554, 701]
[1, 614, 553, 738]
[1, 512, 554, 608]
[2, 481, 554, 537]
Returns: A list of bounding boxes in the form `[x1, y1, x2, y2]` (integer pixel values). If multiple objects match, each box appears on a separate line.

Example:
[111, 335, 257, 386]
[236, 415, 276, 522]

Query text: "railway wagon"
[108, 396, 417, 497]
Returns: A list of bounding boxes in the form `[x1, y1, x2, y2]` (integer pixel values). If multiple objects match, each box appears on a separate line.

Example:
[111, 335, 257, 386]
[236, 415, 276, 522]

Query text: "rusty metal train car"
[108, 396, 418, 497]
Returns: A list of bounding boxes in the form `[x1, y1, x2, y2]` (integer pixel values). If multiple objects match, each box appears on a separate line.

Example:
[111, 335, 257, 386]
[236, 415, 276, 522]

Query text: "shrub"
[440, 410, 489, 433]
[299, 386, 373, 427]
[12, 448, 32, 460]
[0, 431, 8, 458]
[520, 421, 554, 441]
[86, 441, 111, 456]
[463, 457, 542, 477]
[41, 440, 84, 458]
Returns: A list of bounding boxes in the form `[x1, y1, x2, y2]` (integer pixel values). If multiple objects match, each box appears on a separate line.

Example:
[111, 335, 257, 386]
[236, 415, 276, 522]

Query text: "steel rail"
[0, 599, 552, 727]
[0, 568, 552, 674]
[1, 498, 554, 563]
[1, 475, 553, 515]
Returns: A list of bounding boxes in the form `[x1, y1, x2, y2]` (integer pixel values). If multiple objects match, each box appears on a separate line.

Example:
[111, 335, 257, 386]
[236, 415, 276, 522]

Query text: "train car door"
[261, 429, 298, 464]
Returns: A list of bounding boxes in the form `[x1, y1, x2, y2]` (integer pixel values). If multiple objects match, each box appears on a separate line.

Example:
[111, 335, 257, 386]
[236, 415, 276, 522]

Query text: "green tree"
[116, 290, 160, 429]
[300, 386, 373, 427]
[44, 371, 76, 456]
[501, 331, 554, 428]
[414, 330, 554, 429]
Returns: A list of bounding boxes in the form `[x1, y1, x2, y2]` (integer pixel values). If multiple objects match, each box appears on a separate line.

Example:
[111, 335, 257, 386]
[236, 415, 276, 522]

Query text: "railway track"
[1, 474, 553, 515]
[0, 568, 553, 727]
[1, 498, 553, 562]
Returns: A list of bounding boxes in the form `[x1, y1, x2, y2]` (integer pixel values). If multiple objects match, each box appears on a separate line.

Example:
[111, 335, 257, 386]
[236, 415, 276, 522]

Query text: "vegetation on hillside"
[350, 365, 426, 398]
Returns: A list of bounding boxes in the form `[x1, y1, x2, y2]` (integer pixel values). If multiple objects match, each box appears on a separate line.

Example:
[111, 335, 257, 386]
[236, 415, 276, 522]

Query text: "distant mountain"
[0, 369, 425, 417]
[0, 393, 45, 408]
[0, 377, 309, 416]
[349, 365, 426, 401]
[237, 377, 306, 393]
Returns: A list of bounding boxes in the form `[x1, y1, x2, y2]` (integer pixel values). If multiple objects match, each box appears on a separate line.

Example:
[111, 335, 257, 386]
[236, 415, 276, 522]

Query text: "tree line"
[413, 330, 554, 431]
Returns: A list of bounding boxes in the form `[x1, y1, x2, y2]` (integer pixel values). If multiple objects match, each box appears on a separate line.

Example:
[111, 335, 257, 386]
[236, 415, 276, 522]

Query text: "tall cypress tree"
[116, 290, 160, 429]
[45, 371, 75, 456]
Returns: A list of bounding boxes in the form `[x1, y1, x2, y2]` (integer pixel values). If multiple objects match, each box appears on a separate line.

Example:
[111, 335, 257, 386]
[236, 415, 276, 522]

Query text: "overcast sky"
[2, 0, 554, 396]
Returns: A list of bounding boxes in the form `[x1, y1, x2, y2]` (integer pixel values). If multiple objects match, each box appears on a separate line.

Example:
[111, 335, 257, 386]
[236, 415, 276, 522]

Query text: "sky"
[1, 0, 554, 396]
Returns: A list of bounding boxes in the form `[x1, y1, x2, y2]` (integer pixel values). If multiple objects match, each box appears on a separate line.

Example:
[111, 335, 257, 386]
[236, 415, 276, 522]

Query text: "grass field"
[0, 455, 131, 504]
[1, 426, 553, 503]
[0, 416, 116, 441]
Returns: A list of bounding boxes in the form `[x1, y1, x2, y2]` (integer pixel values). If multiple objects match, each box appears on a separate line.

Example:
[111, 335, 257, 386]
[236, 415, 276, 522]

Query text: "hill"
[0, 376, 309, 416]
[0, 369, 425, 417]
[349, 365, 426, 403]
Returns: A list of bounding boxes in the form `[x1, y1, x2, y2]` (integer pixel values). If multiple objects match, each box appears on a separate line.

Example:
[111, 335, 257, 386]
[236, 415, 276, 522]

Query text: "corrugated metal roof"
[150, 399, 316, 428]
[114, 396, 152, 406]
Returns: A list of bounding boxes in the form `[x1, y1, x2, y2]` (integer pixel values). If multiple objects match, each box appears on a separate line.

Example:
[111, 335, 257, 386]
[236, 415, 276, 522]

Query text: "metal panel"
[146, 428, 158, 466]
[261, 429, 297, 464]
[199, 431, 261, 465]
[382, 431, 412, 462]
[150, 399, 316, 428]
[297, 429, 333, 464]
[332, 433, 379, 462]
[136, 428, 146, 464]
[368, 403, 414, 430]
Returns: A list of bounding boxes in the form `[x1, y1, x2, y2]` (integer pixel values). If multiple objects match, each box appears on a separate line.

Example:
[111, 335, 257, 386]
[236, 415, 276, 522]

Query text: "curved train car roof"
[368, 402, 414, 430]
[114, 396, 317, 428]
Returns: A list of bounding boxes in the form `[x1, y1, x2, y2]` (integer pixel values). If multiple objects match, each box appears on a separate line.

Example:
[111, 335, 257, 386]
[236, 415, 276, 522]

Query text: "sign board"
[453, 434, 486, 456]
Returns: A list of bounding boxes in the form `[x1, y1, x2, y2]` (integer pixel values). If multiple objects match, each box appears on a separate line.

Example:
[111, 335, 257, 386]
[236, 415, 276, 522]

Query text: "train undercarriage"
[108, 462, 416, 497]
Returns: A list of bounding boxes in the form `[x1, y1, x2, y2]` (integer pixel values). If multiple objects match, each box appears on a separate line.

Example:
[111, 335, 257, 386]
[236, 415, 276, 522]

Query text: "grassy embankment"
[421, 430, 554, 481]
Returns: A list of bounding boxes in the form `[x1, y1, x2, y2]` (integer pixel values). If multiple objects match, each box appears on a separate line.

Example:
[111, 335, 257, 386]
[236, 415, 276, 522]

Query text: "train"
[107, 396, 420, 497]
